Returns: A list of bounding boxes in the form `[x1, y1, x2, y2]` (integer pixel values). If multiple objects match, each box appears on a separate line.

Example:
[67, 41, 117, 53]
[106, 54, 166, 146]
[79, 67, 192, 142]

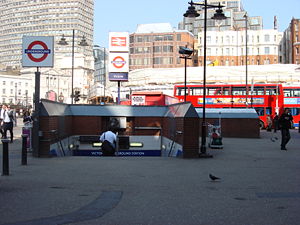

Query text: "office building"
[0, 0, 94, 103]
[129, 23, 195, 71]
[197, 29, 283, 66]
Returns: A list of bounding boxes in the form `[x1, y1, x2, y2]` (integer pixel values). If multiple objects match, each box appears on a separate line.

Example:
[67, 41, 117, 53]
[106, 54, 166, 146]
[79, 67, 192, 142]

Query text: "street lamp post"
[58, 29, 88, 104]
[244, 13, 248, 107]
[179, 46, 194, 102]
[184, 0, 227, 157]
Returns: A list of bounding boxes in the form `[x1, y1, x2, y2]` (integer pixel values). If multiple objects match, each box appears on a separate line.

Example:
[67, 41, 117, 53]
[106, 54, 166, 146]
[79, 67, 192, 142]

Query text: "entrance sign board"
[22, 36, 54, 67]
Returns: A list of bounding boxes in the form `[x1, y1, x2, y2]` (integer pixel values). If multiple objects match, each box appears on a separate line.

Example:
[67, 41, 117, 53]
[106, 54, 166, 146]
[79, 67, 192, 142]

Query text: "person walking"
[2, 105, 14, 143]
[273, 112, 279, 133]
[266, 114, 272, 131]
[278, 108, 293, 150]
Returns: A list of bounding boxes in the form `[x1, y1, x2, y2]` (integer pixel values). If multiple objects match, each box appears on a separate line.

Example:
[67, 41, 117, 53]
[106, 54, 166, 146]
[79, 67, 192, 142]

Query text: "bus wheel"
[259, 121, 265, 130]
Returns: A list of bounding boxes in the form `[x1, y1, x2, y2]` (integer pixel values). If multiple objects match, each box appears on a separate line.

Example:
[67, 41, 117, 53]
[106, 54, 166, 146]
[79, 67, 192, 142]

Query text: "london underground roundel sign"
[22, 36, 54, 67]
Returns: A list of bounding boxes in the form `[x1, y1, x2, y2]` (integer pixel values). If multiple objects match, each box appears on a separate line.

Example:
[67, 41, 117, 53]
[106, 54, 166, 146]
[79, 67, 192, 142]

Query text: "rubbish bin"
[22, 122, 33, 151]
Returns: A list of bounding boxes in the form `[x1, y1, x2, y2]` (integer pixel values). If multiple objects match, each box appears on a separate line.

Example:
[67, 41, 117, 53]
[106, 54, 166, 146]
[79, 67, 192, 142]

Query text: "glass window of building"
[130, 36, 134, 43]
[264, 47, 270, 54]
[154, 36, 163, 41]
[207, 36, 211, 43]
[177, 34, 181, 41]
[264, 34, 270, 42]
[164, 35, 173, 41]
[137, 36, 143, 42]
[153, 46, 162, 53]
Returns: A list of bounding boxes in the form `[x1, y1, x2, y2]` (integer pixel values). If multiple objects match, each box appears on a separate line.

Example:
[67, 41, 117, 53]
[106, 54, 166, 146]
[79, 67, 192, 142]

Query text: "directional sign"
[22, 36, 54, 67]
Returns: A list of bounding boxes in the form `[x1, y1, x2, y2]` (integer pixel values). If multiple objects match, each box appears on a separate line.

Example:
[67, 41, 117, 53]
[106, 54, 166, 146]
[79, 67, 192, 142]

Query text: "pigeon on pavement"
[209, 174, 221, 181]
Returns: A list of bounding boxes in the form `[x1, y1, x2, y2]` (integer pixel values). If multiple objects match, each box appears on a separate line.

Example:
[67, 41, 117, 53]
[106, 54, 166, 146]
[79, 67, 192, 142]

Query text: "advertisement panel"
[109, 32, 129, 52]
[284, 98, 300, 105]
[131, 96, 146, 105]
[197, 97, 264, 105]
[22, 36, 54, 67]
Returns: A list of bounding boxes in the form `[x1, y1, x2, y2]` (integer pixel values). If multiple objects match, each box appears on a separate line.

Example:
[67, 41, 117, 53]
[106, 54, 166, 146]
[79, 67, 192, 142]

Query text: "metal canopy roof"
[40, 100, 198, 118]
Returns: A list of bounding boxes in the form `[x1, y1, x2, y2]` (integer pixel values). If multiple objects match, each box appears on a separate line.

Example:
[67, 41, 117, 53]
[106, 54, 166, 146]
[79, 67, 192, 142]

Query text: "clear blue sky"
[94, 0, 300, 47]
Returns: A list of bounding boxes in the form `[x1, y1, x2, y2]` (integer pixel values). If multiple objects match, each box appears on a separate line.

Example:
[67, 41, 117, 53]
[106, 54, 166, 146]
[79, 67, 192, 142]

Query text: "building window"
[264, 47, 270, 54]
[226, 48, 230, 55]
[177, 34, 181, 41]
[136, 36, 143, 42]
[153, 46, 162, 53]
[296, 47, 299, 55]
[3, 81, 5, 85]
[207, 36, 211, 43]
[164, 35, 173, 41]
[226, 35, 230, 43]
[130, 36, 134, 43]
[163, 46, 173, 52]
[264, 34, 270, 42]
[2, 89, 6, 94]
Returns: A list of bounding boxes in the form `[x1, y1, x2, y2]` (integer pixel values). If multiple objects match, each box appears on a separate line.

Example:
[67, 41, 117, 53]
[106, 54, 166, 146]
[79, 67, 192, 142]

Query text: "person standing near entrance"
[99, 126, 117, 156]
[279, 108, 293, 150]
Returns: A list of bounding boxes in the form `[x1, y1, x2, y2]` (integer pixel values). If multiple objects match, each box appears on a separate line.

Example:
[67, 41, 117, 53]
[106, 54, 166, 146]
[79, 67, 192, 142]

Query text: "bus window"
[232, 87, 246, 95]
[266, 87, 277, 95]
[284, 89, 292, 97]
[223, 87, 230, 95]
[266, 107, 272, 115]
[190, 87, 203, 95]
[253, 87, 265, 95]
[290, 108, 300, 116]
[293, 89, 300, 97]
[255, 107, 264, 116]
[207, 87, 221, 95]
[176, 87, 185, 96]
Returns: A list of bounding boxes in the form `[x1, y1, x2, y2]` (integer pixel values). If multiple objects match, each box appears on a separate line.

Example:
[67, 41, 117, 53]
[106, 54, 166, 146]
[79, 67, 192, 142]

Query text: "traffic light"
[74, 91, 81, 102]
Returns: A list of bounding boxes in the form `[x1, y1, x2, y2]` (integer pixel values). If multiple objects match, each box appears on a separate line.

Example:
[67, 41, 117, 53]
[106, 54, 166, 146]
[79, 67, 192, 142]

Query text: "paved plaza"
[0, 120, 300, 225]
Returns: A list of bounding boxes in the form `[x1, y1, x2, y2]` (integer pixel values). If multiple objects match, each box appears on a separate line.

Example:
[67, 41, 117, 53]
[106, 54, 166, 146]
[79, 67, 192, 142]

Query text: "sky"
[94, 0, 300, 47]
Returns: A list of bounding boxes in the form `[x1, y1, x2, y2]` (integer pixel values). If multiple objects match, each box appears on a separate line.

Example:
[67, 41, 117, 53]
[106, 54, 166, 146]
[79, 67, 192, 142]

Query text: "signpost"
[22, 36, 54, 157]
[109, 32, 129, 104]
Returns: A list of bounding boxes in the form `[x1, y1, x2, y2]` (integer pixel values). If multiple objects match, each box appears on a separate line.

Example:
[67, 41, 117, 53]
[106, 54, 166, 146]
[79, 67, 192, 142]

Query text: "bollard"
[22, 134, 28, 165]
[2, 139, 9, 176]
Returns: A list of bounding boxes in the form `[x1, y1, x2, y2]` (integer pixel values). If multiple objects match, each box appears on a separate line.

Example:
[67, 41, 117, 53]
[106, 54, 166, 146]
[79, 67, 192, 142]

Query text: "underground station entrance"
[36, 100, 259, 158]
[37, 100, 200, 158]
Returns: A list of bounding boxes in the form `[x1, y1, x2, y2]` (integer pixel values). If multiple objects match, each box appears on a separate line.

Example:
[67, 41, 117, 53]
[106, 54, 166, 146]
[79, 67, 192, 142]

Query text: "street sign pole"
[22, 36, 54, 157]
[32, 67, 40, 157]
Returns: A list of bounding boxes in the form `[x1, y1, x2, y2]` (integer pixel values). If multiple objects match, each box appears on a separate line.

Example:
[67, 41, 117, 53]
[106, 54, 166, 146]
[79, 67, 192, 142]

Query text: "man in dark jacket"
[278, 108, 293, 150]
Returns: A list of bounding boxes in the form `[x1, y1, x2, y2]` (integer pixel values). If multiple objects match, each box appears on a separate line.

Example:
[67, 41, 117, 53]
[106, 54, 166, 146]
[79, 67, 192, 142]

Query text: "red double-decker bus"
[283, 86, 300, 128]
[174, 84, 285, 128]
